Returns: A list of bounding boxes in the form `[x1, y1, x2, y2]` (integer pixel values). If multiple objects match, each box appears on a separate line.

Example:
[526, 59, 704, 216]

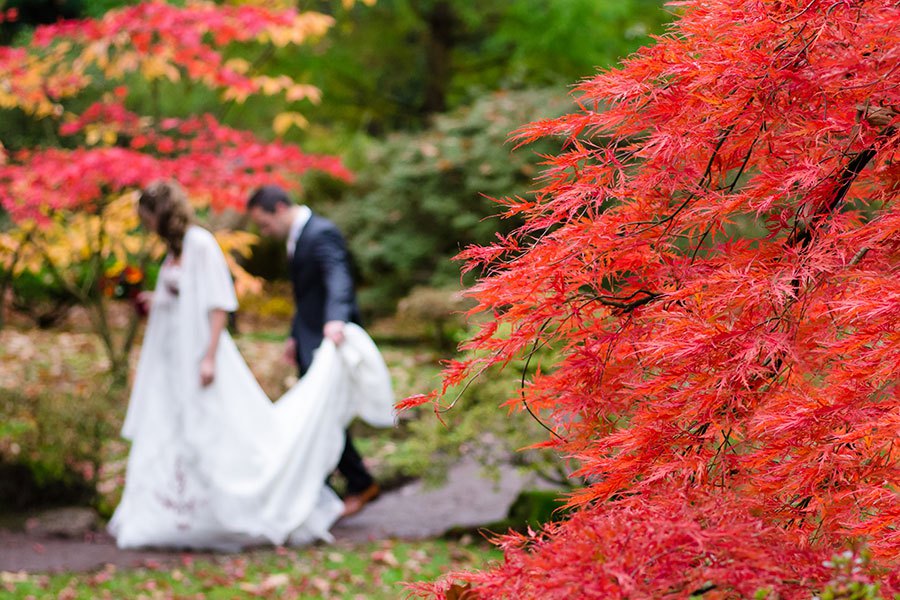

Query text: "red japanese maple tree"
[405, 0, 899, 596]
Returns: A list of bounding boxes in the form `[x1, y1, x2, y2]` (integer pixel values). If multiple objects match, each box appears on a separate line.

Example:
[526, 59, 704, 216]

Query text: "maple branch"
[591, 288, 661, 310]
[520, 317, 565, 441]
[433, 296, 590, 428]
[594, 314, 636, 404]
[689, 223, 714, 264]
[35, 241, 88, 304]
[789, 111, 897, 250]
[87, 219, 123, 377]
[706, 427, 736, 485]
[690, 122, 764, 264]
[767, 0, 819, 24]
[787, 146, 879, 249]
[514, 293, 646, 442]
[841, 61, 900, 91]
[849, 247, 869, 265]
[725, 126, 763, 194]
[629, 122, 737, 236]
[434, 357, 497, 416]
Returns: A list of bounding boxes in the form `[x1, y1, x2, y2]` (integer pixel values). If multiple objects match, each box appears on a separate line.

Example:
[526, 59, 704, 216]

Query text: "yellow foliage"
[105, 260, 125, 278]
[214, 229, 257, 261]
[224, 58, 251, 74]
[84, 125, 118, 147]
[0, 231, 31, 271]
[3, 193, 264, 317]
[214, 230, 262, 299]
[105, 51, 140, 79]
[261, 13, 334, 48]
[188, 192, 212, 211]
[258, 75, 289, 96]
[1, 223, 44, 276]
[104, 193, 142, 238]
[222, 87, 251, 104]
[273, 111, 309, 136]
[226, 257, 263, 299]
[286, 83, 321, 104]
[239, 290, 294, 320]
[3, 192, 160, 285]
[251, 76, 322, 108]
[78, 41, 110, 71]
[0, 46, 82, 118]
[138, 54, 181, 83]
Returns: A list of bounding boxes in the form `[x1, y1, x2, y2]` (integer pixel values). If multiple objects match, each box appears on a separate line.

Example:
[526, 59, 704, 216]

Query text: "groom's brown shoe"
[341, 483, 380, 517]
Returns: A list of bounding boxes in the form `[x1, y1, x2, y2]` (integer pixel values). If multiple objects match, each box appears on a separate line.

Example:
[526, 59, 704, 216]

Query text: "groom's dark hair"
[247, 185, 293, 213]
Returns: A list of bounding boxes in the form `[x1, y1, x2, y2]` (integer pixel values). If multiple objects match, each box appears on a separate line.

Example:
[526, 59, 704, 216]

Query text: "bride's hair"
[139, 180, 193, 258]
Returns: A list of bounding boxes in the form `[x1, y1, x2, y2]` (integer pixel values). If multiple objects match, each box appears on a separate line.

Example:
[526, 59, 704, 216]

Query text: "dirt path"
[1, 460, 535, 574]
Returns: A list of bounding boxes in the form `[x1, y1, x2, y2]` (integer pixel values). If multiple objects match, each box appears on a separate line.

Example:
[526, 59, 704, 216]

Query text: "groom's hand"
[324, 320, 346, 346]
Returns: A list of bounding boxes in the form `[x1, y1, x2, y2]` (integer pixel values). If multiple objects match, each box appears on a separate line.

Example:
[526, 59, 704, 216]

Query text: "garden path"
[0, 459, 533, 573]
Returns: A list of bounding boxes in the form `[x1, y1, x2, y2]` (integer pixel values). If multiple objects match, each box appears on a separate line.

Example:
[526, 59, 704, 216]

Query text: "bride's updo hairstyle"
[139, 180, 194, 258]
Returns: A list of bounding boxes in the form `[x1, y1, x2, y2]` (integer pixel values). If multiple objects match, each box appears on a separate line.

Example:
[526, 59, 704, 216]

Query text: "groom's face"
[249, 205, 289, 239]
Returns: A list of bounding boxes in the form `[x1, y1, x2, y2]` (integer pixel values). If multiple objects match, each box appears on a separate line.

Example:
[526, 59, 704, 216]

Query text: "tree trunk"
[421, 1, 457, 114]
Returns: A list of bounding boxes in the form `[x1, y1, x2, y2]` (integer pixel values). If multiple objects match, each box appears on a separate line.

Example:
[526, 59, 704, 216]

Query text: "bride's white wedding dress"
[108, 226, 394, 551]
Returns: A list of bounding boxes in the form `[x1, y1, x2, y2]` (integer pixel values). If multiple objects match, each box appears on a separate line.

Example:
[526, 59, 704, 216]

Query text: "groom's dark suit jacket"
[289, 213, 361, 373]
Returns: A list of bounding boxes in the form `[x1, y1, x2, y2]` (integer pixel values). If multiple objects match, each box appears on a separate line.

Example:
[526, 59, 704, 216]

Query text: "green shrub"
[394, 285, 475, 349]
[368, 331, 577, 490]
[309, 88, 573, 317]
[444, 490, 569, 539]
[0, 385, 122, 510]
[2, 268, 79, 329]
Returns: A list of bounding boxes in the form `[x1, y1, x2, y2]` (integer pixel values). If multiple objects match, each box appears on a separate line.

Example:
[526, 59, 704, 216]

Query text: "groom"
[247, 185, 380, 517]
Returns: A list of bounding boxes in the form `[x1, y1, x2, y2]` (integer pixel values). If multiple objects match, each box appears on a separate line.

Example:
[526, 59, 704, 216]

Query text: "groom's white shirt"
[287, 205, 312, 259]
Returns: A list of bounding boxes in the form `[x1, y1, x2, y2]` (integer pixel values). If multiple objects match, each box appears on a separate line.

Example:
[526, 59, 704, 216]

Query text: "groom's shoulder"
[307, 214, 341, 237]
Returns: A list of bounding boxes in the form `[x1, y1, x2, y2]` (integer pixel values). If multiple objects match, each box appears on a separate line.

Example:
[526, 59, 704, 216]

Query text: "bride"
[108, 180, 394, 551]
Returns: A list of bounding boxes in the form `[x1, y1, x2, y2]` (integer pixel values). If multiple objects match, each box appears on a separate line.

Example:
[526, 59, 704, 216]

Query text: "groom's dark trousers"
[289, 213, 375, 496]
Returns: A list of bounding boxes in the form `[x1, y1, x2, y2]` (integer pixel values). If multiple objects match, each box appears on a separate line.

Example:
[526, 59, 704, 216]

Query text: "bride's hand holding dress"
[199, 308, 227, 387]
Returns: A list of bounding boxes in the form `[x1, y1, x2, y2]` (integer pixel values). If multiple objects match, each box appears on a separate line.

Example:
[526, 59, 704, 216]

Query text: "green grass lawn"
[3, 538, 499, 599]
